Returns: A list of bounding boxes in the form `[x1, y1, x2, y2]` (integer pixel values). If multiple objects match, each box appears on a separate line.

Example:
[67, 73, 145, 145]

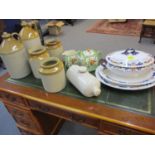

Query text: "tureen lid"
[106, 48, 154, 68]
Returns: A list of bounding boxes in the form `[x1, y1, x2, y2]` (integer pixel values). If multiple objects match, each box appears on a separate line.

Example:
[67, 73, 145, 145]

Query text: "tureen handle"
[100, 59, 107, 68]
[122, 48, 138, 55]
[124, 48, 136, 53]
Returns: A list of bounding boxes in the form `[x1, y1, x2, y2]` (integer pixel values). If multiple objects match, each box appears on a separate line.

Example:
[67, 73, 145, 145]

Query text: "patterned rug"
[86, 19, 143, 36]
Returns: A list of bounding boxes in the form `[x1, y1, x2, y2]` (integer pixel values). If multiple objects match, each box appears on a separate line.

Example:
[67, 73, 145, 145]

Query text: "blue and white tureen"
[105, 48, 154, 78]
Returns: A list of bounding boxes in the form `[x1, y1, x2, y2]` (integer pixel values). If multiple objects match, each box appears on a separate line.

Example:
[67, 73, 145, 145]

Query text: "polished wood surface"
[139, 20, 155, 43]
[1, 73, 155, 134]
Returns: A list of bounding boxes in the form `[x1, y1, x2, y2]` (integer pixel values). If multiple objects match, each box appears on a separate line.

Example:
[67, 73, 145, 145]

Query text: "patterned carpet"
[86, 19, 143, 36]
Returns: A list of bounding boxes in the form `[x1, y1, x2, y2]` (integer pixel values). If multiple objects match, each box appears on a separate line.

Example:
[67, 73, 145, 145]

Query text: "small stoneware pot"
[45, 39, 64, 60]
[39, 57, 66, 93]
[28, 46, 49, 79]
[0, 32, 31, 79]
[47, 21, 64, 35]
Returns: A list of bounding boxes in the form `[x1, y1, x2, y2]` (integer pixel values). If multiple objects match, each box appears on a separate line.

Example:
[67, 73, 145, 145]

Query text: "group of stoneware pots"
[0, 21, 66, 93]
[0, 20, 102, 96]
[95, 48, 155, 90]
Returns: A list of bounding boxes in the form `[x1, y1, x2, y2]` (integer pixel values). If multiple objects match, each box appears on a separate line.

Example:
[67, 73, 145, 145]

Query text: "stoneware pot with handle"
[0, 32, 31, 79]
[19, 21, 42, 51]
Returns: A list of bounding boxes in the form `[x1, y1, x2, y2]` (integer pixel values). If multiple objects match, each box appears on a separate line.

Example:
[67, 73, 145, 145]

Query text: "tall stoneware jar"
[0, 32, 31, 79]
[39, 57, 66, 93]
[45, 40, 64, 60]
[19, 21, 42, 51]
[28, 46, 49, 79]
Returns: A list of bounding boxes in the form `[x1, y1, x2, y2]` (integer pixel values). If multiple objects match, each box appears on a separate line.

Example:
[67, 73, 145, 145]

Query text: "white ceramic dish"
[106, 48, 154, 68]
[106, 62, 153, 78]
[95, 66, 155, 90]
[98, 65, 155, 86]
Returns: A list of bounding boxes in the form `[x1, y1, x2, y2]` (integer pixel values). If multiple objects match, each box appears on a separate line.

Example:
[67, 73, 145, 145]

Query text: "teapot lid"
[80, 49, 98, 57]
[106, 48, 154, 68]
[39, 57, 64, 75]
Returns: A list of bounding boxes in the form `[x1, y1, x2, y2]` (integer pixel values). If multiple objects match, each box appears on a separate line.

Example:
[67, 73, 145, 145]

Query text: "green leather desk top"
[7, 73, 155, 117]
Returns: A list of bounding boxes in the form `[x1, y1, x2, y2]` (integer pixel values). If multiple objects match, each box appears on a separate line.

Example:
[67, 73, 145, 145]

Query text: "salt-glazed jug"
[28, 46, 50, 79]
[0, 32, 31, 79]
[19, 21, 42, 51]
[66, 65, 101, 97]
[45, 39, 64, 60]
[39, 57, 66, 93]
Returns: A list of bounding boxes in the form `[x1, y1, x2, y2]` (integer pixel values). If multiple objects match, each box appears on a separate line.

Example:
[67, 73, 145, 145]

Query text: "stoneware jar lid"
[47, 21, 64, 27]
[1, 32, 11, 38]
[39, 57, 64, 75]
[21, 21, 29, 26]
[106, 48, 154, 68]
[0, 32, 24, 55]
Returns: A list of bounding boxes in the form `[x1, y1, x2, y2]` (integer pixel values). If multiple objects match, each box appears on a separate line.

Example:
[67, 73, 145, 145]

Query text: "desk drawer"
[19, 128, 36, 135]
[5, 104, 42, 132]
[71, 113, 99, 128]
[99, 121, 146, 135]
[17, 125, 43, 135]
[0, 91, 28, 107]
[28, 100, 99, 128]
[6, 104, 31, 118]
[14, 113, 42, 132]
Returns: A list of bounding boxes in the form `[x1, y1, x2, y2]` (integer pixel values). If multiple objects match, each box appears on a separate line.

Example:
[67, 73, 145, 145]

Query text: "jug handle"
[11, 33, 22, 41]
[29, 21, 38, 31]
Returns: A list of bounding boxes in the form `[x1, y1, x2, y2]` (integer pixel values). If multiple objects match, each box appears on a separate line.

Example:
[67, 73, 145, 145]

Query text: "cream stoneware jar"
[28, 46, 49, 79]
[66, 65, 101, 97]
[0, 32, 31, 79]
[19, 21, 42, 51]
[45, 40, 64, 60]
[39, 57, 66, 93]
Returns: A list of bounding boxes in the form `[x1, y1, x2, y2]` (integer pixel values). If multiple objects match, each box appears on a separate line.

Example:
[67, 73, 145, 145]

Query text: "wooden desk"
[0, 73, 155, 135]
[139, 20, 155, 43]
